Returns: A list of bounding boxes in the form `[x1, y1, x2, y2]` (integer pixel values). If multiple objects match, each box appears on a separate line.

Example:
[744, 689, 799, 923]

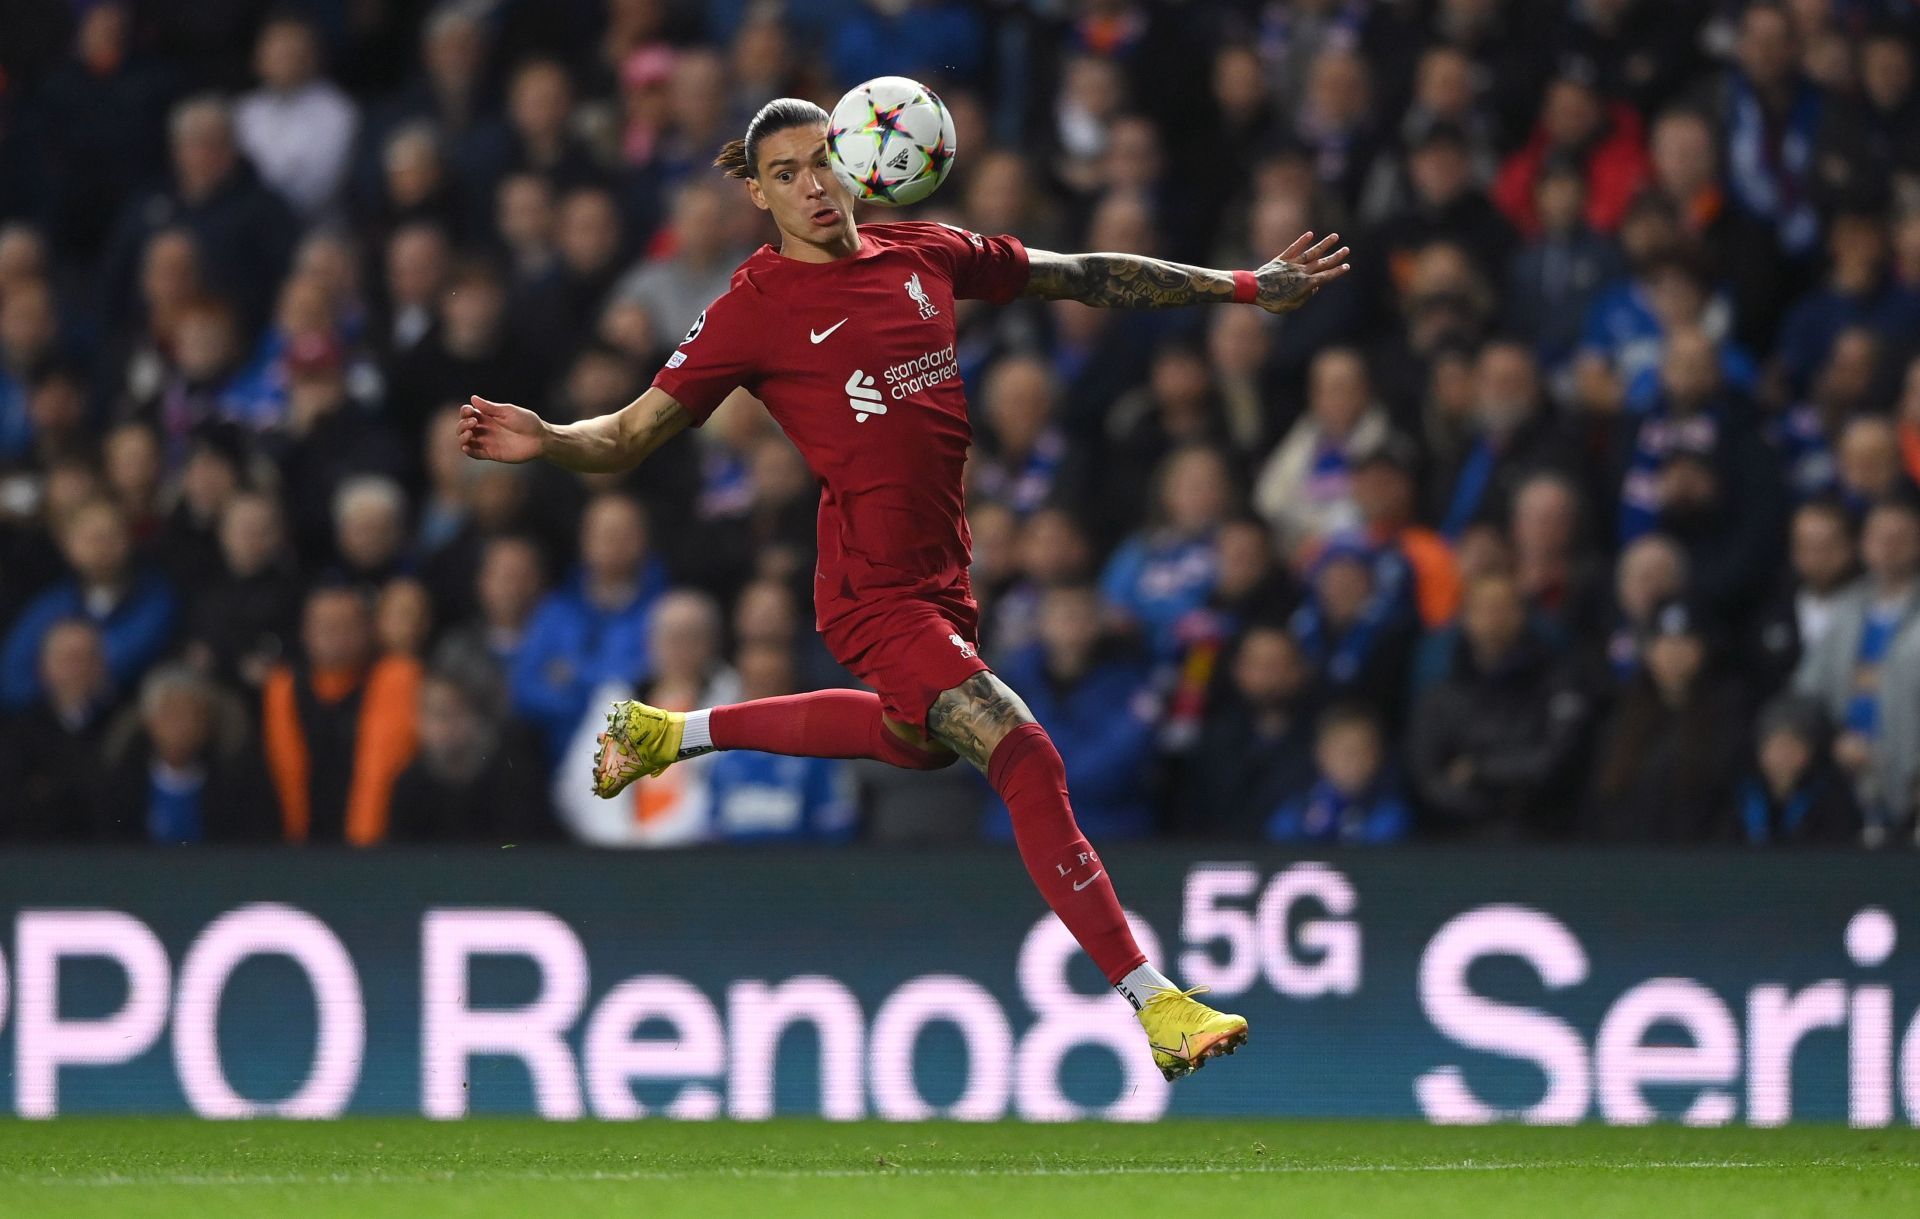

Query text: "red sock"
[708, 690, 952, 770]
[987, 723, 1147, 984]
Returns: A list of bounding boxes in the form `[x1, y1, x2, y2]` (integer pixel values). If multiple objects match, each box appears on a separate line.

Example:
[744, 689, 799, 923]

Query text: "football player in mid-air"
[460, 97, 1350, 1080]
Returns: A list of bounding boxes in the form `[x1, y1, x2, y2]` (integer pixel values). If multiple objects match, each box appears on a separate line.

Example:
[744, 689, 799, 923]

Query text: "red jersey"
[650, 221, 1030, 630]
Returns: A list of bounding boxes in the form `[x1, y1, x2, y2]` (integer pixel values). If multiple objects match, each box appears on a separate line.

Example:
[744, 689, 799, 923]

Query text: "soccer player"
[460, 98, 1351, 1080]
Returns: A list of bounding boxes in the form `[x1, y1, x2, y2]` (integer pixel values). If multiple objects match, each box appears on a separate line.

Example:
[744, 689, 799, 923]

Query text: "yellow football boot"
[1137, 985, 1248, 1081]
[592, 699, 686, 798]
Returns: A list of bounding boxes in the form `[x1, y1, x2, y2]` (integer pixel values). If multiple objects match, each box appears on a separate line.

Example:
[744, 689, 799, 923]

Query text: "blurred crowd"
[2, 0, 1919, 848]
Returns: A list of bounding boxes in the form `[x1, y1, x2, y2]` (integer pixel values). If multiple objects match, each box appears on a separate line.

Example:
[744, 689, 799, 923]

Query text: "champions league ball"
[826, 76, 956, 207]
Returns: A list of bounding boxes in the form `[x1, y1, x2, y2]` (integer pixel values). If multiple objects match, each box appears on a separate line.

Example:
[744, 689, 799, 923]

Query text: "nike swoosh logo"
[1072, 869, 1105, 892]
[810, 319, 848, 343]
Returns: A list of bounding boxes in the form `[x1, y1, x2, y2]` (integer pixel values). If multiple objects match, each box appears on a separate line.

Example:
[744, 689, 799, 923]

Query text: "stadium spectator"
[1409, 572, 1591, 841]
[439, 533, 547, 685]
[1585, 598, 1750, 843]
[30, 2, 177, 261]
[1369, 122, 1513, 282]
[1775, 210, 1920, 395]
[1748, 499, 1858, 697]
[1732, 693, 1862, 846]
[102, 419, 164, 541]
[500, 59, 601, 193]
[262, 585, 420, 845]
[1268, 705, 1411, 845]
[1175, 624, 1316, 840]
[1102, 445, 1232, 661]
[377, 222, 448, 361]
[554, 589, 736, 847]
[1640, 107, 1788, 351]
[1103, 340, 1228, 527]
[386, 258, 539, 447]
[512, 492, 666, 762]
[707, 639, 857, 843]
[1492, 64, 1650, 237]
[1351, 433, 1459, 630]
[375, 576, 433, 660]
[387, 666, 553, 844]
[90, 663, 274, 843]
[181, 489, 299, 692]
[330, 474, 410, 589]
[612, 181, 742, 351]
[100, 96, 297, 329]
[235, 10, 359, 221]
[1798, 498, 1920, 829]
[1291, 48, 1380, 213]
[274, 340, 408, 561]
[1253, 347, 1388, 556]
[1646, 433, 1787, 624]
[1505, 157, 1622, 374]
[1835, 415, 1912, 516]
[973, 354, 1080, 520]
[1290, 535, 1417, 723]
[149, 424, 240, 596]
[16, 363, 89, 475]
[1603, 531, 1688, 682]
[1, 496, 176, 711]
[1430, 340, 1572, 540]
[0, 276, 60, 464]
[1703, 1, 1825, 258]
[1509, 470, 1607, 647]
[986, 583, 1158, 842]
[0, 620, 117, 840]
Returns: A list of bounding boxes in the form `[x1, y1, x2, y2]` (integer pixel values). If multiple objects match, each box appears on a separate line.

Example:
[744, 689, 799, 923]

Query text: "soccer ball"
[826, 76, 956, 207]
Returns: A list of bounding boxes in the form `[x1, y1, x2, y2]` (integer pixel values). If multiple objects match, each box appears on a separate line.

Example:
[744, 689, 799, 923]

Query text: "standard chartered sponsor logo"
[883, 345, 958, 398]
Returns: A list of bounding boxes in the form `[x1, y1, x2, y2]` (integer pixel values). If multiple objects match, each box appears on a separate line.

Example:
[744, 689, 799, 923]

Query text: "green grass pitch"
[3, 1119, 1917, 1218]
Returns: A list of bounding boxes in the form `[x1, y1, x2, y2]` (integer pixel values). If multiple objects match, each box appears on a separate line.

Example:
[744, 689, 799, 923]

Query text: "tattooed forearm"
[927, 672, 1035, 771]
[1021, 234, 1348, 314]
[1023, 250, 1235, 309]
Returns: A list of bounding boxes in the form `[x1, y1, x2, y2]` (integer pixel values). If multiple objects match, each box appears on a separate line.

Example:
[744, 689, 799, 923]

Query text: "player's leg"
[921, 671, 1248, 1080]
[593, 688, 952, 796]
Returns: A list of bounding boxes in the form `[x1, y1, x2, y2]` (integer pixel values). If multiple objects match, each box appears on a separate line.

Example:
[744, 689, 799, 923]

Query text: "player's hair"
[714, 97, 831, 180]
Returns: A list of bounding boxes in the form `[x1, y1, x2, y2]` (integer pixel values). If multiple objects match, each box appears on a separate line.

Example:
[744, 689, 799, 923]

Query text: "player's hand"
[460, 395, 545, 464]
[1254, 232, 1351, 314]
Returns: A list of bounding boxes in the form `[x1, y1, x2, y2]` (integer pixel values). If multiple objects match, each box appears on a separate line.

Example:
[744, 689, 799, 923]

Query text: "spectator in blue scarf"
[1290, 533, 1417, 726]
[1712, 3, 1825, 257]
[1268, 705, 1411, 845]
[1731, 693, 1861, 845]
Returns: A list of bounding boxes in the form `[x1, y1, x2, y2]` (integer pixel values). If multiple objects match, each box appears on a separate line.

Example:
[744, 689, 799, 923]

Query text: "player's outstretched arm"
[459, 387, 692, 473]
[1021, 231, 1350, 314]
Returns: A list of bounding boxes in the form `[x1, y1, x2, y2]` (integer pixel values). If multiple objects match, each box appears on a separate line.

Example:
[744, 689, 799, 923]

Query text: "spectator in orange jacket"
[1493, 65, 1651, 238]
[262, 584, 420, 845]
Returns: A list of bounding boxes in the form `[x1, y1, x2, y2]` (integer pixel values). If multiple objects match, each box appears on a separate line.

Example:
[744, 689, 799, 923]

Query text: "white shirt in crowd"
[235, 81, 359, 219]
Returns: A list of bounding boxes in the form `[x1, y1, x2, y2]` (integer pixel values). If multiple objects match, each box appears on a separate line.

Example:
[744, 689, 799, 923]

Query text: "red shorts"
[819, 588, 989, 731]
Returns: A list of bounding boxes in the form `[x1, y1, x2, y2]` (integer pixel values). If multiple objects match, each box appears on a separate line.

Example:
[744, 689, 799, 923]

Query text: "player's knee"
[900, 742, 961, 770]
[877, 729, 959, 770]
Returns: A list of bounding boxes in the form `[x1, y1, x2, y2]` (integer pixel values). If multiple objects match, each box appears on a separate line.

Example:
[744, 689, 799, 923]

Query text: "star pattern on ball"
[859, 163, 897, 203]
[925, 136, 954, 178]
[866, 97, 911, 137]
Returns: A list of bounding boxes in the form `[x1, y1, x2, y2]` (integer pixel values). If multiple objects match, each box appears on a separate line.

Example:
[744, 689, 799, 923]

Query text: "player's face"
[748, 124, 858, 259]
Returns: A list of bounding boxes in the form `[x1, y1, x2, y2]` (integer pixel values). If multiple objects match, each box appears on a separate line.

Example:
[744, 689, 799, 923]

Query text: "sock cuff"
[679, 708, 714, 757]
[986, 721, 1052, 790]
